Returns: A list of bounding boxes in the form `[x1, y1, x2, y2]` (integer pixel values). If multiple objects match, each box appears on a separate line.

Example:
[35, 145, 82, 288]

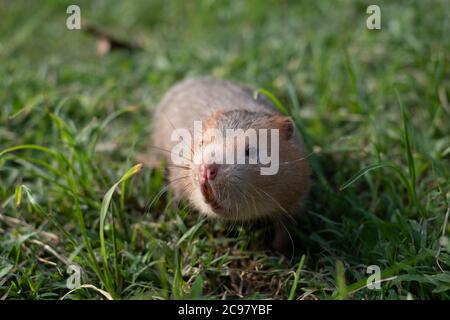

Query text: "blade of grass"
[396, 89, 416, 188]
[341, 161, 405, 190]
[255, 88, 289, 115]
[288, 254, 306, 300]
[0, 144, 58, 158]
[14, 185, 22, 208]
[99, 163, 143, 297]
[172, 248, 185, 299]
[50, 111, 111, 294]
[396, 89, 421, 212]
[339, 160, 418, 209]
[346, 251, 429, 295]
[334, 260, 347, 300]
[0, 144, 77, 174]
[176, 218, 205, 247]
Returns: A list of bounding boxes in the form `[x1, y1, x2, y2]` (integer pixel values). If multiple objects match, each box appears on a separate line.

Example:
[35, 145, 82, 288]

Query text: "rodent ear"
[272, 116, 294, 140]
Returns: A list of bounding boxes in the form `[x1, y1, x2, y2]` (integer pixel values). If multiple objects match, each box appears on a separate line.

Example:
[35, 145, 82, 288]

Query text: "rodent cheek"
[247, 167, 267, 185]
[228, 164, 248, 181]
[218, 164, 234, 181]
[191, 166, 200, 184]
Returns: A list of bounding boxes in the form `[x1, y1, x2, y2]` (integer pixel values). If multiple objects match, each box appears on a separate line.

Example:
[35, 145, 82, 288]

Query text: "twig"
[82, 21, 142, 56]
[0, 213, 59, 243]
[29, 239, 71, 266]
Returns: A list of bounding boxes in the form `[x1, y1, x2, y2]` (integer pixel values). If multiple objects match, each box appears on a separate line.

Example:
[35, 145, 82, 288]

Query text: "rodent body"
[151, 78, 310, 235]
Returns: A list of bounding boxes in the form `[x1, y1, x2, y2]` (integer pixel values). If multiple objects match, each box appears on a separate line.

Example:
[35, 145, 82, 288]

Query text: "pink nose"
[200, 163, 219, 181]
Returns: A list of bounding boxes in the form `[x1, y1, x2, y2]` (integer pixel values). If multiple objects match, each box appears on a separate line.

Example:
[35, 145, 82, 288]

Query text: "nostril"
[207, 164, 218, 180]
[199, 163, 219, 181]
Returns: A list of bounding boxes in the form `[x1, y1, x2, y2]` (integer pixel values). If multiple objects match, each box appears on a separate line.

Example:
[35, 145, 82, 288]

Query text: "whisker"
[167, 175, 191, 185]
[148, 145, 193, 164]
[144, 174, 191, 213]
[279, 219, 295, 260]
[144, 185, 170, 215]
[166, 164, 191, 170]
[278, 151, 315, 165]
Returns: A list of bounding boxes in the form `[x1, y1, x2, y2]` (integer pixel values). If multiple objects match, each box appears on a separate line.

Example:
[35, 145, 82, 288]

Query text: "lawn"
[0, 0, 449, 300]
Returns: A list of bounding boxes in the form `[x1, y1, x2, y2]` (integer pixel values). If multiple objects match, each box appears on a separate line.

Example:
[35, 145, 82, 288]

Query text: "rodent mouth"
[200, 181, 223, 212]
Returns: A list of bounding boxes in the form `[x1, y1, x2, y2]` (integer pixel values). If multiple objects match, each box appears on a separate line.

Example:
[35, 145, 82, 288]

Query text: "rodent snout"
[200, 163, 219, 181]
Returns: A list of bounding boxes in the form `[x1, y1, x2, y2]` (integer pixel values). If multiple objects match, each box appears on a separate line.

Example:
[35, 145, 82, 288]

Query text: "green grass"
[1, 0, 449, 299]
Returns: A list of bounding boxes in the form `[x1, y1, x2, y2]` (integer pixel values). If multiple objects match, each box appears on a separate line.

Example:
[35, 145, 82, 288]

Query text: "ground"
[0, 0, 449, 300]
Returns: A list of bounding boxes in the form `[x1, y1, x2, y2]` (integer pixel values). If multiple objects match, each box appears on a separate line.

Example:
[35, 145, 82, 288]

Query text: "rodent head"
[187, 110, 310, 221]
